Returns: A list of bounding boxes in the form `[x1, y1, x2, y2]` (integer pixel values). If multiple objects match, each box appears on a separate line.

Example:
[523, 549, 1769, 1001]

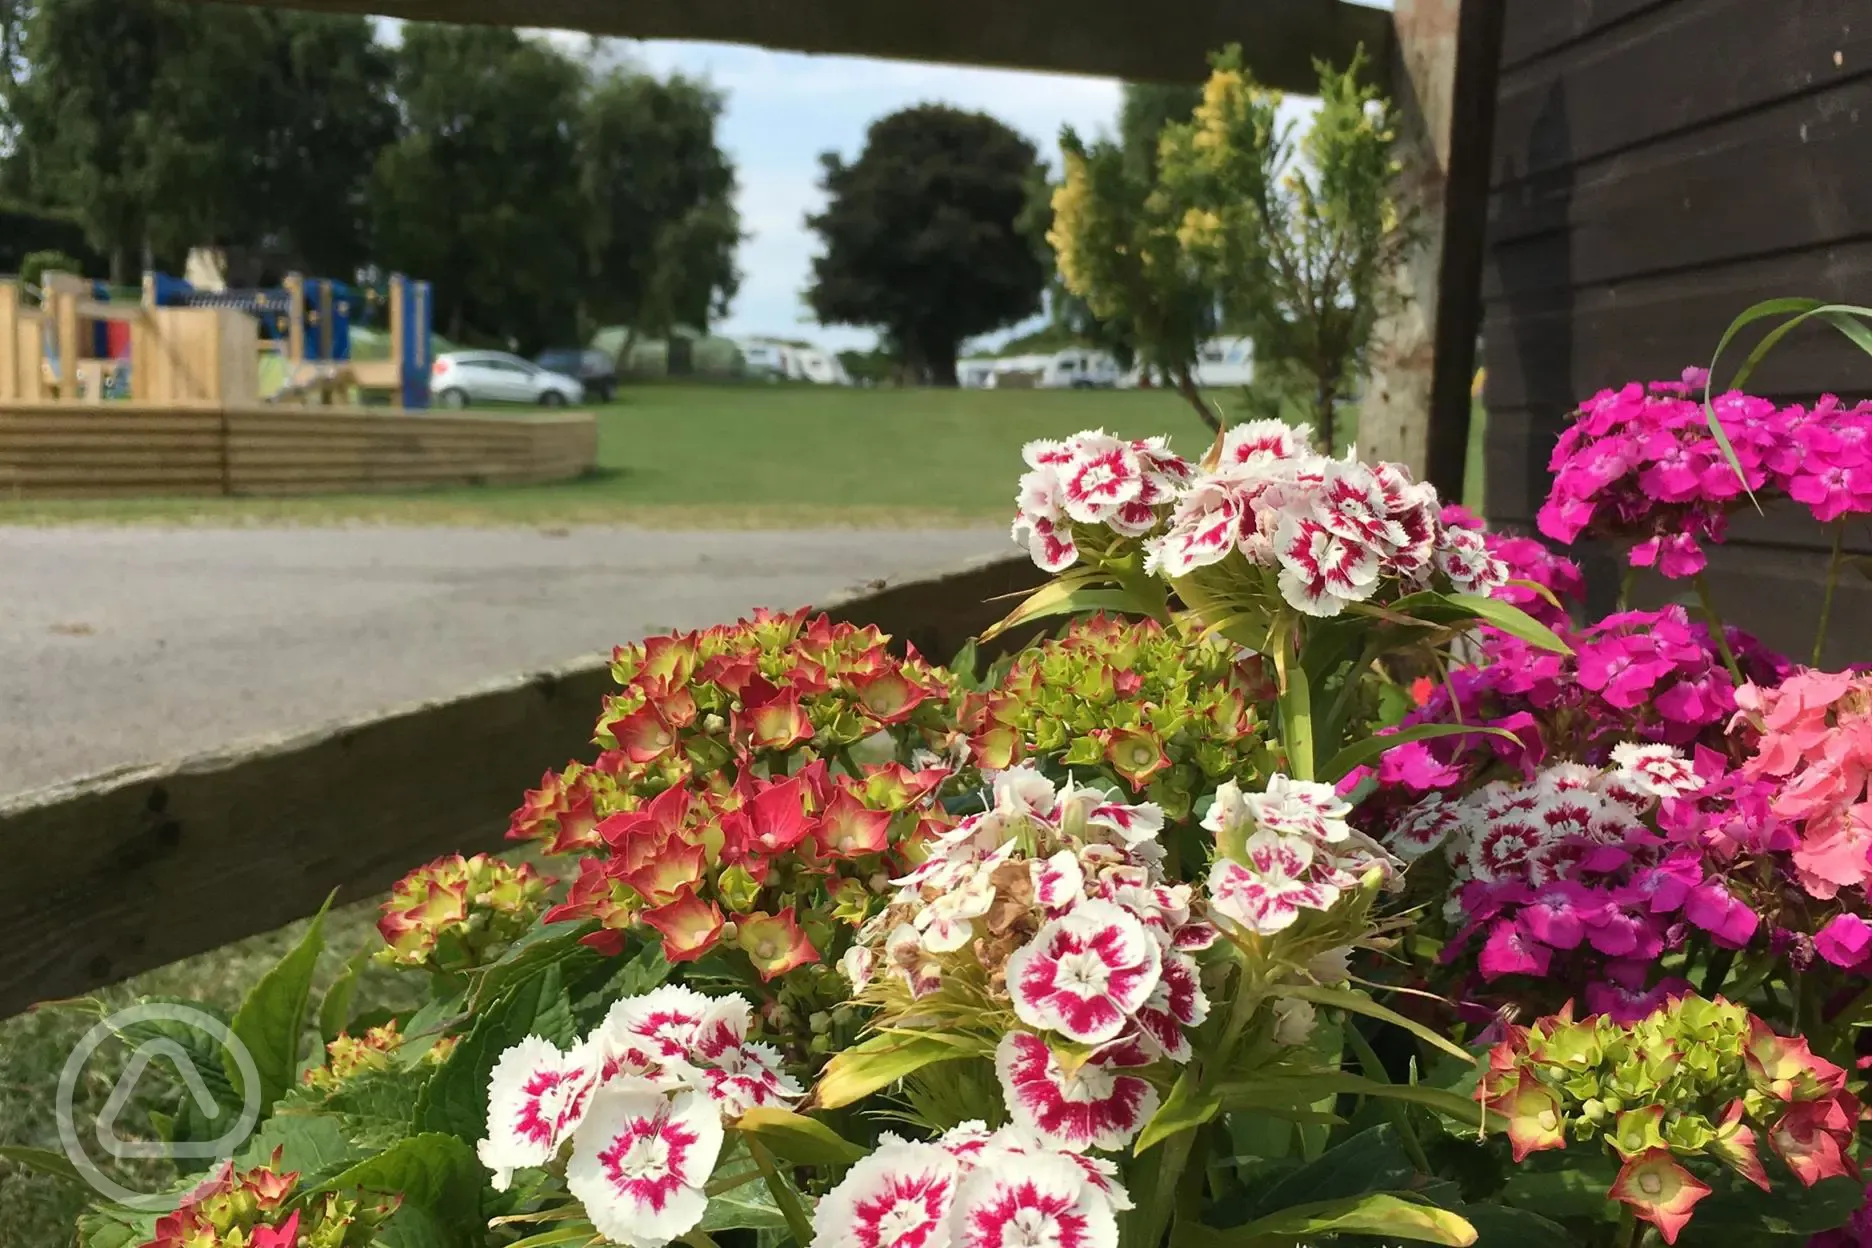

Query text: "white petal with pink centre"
[995, 1032, 1159, 1152]
[1216, 419, 1300, 469]
[938, 1120, 996, 1166]
[949, 1149, 1119, 1248]
[1131, 951, 1210, 1063]
[809, 1140, 962, 1248]
[1060, 436, 1146, 524]
[839, 944, 875, 992]
[477, 1036, 599, 1191]
[1609, 743, 1704, 799]
[1006, 900, 1162, 1044]
[696, 1038, 803, 1117]
[888, 923, 944, 998]
[593, 985, 714, 1077]
[1434, 525, 1507, 592]
[566, 1084, 722, 1248]
[1207, 859, 1339, 936]
[1031, 850, 1086, 912]
[1273, 513, 1382, 617]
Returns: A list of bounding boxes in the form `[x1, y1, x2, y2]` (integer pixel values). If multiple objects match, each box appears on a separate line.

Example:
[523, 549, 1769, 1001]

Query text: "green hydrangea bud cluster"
[960, 614, 1276, 817]
[1477, 994, 1860, 1243]
[374, 853, 551, 971]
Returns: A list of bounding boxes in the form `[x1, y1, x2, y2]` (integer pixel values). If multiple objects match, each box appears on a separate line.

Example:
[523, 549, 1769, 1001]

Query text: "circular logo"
[56, 1002, 264, 1211]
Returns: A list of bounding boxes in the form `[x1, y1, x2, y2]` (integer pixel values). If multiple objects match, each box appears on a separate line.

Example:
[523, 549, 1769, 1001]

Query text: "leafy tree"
[252, 13, 396, 278]
[1049, 129, 1220, 428]
[4, 1, 390, 280]
[579, 69, 741, 348]
[1118, 80, 1202, 178]
[370, 23, 587, 350]
[1157, 46, 1411, 450]
[1048, 47, 1410, 446]
[807, 105, 1045, 386]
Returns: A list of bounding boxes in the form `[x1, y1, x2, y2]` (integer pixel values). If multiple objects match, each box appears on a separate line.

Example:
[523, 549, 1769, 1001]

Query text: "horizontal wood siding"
[1482, 0, 1872, 654]
[0, 403, 598, 499]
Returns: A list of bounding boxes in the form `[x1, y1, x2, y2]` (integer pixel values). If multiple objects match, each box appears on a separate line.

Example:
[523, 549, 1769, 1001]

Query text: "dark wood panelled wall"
[1480, 0, 1872, 663]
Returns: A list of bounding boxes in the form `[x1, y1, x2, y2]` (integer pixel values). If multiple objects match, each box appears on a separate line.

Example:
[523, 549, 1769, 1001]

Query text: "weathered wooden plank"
[0, 553, 1044, 1019]
[1357, 0, 1507, 503]
[200, 0, 1395, 94]
[1492, 0, 1868, 186]
[1482, 241, 1872, 411]
[1498, 0, 1668, 71]
[1573, 539, 1872, 669]
[1486, 78, 1872, 291]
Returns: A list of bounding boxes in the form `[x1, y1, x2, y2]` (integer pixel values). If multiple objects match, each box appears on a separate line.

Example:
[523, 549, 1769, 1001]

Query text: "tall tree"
[1118, 81, 1203, 178]
[4, 0, 391, 280]
[371, 23, 586, 349]
[252, 13, 396, 277]
[807, 105, 1045, 386]
[579, 70, 741, 345]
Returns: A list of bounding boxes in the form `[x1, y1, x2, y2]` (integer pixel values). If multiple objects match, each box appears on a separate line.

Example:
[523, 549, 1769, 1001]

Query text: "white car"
[430, 351, 584, 408]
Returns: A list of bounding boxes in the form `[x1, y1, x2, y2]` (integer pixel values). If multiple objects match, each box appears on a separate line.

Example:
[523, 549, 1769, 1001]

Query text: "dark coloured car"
[535, 348, 619, 403]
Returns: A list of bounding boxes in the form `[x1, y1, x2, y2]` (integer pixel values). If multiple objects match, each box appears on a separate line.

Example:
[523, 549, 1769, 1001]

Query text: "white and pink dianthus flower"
[566, 1083, 723, 1248]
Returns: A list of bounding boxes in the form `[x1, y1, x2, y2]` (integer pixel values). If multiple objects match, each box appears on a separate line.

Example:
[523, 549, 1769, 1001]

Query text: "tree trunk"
[928, 351, 959, 388]
[1174, 367, 1222, 433]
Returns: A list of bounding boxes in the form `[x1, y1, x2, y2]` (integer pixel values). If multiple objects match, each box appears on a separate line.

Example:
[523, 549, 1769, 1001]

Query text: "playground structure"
[0, 269, 434, 409]
[0, 268, 596, 500]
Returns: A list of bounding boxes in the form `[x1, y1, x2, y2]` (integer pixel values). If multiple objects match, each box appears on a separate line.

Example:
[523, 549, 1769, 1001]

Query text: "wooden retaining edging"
[0, 402, 598, 498]
[0, 553, 1044, 1020]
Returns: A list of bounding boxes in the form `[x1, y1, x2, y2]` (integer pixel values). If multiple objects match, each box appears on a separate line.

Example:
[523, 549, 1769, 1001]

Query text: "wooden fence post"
[1356, 0, 1506, 501]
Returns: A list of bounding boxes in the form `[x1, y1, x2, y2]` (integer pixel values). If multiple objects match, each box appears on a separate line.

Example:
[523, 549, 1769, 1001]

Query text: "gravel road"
[0, 525, 1011, 799]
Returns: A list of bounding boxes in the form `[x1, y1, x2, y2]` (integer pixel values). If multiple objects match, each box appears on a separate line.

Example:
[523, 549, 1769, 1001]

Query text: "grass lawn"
[0, 898, 416, 1247]
[0, 385, 1223, 529]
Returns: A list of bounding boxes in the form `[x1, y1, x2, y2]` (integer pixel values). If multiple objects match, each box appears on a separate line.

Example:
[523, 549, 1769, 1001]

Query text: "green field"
[0, 386, 1224, 529]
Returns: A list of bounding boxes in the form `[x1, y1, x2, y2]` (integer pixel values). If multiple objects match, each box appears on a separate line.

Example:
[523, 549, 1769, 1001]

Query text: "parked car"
[430, 351, 584, 408]
[535, 347, 619, 403]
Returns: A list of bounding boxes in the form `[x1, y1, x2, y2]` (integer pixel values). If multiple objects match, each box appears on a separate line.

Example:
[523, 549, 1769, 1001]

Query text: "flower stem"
[1617, 564, 1638, 612]
[1814, 520, 1847, 667]
[1692, 573, 1744, 686]
[1699, 946, 1735, 997]
[744, 1134, 813, 1245]
[1616, 1204, 1643, 1248]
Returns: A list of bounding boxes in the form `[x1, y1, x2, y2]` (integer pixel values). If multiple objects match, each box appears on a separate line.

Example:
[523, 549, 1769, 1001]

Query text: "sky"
[381, 18, 1369, 352]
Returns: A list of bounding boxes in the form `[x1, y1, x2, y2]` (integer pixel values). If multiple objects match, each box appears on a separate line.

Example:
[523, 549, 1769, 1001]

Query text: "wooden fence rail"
[0, 403, 597, 499]
[0, 553, 1044, 1020]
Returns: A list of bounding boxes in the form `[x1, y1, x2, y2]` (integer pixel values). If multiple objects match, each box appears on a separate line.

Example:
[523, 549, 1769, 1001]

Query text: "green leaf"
[0, 1144, 86, 1186]
[736, 1107, 867, 1165]
[416, 965, 571, 1140]
[1702, 299, 1872, 493]
[1134, 1067, 1222, 1154]
[1218, 1071, 1492, 1130]
[812, 1031, 980, 1110]
[1460, 1205, 1577, 1248]
[502, 1227, 600, 1248]
[1207, 1125, 1421, 1230]
[698, 1180, 790, 1233]
[1277, 984, 1475, 1064]
[981, 572, 1136, 642]
[1221, 1192, 1476, 1245]
[236, 1111, 362, 1177]
[1442, 594, 1571, 655]
[318, 948, 373, 1044]
[228, 895, 333, 1111]
[1319, 722, 1523, 783]
[470, 921, 605, 1016]
[308, 1132, 483, 1232]
[79, 1206, 158, 1248]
